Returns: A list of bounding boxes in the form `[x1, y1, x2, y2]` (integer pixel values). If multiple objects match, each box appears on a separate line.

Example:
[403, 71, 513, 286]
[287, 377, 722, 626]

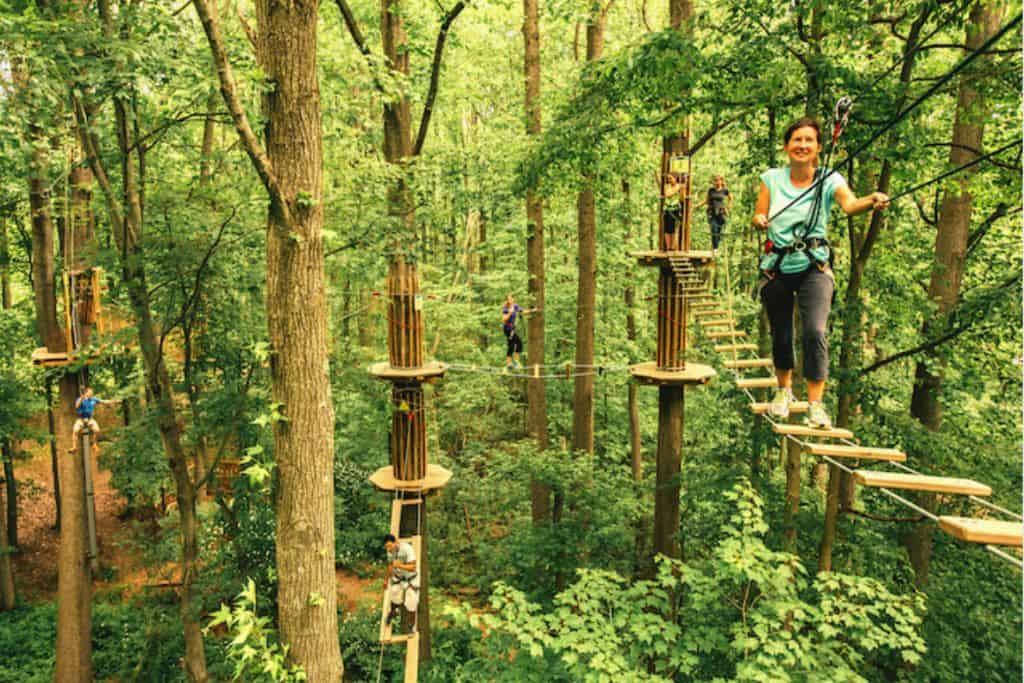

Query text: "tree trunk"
[0, 453, 14, 610]
[46, 378, 62, 530]
[29, 127, 93, 682]
[0, 216, 11, 308]
[572, 9, 606, 456]
[905, 0, 1003, 588]
[255, 0, 341, 676]
[2, 445, 15, 549]
[523, 0, 550, 522]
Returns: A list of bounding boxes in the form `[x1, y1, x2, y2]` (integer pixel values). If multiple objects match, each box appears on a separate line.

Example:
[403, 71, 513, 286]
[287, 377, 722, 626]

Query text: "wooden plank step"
[750, 401, 809, 414]
[694, 311, 727, 319]
[714, 343, 758, 352]
[724, 358, 773, 369]
[400, 497, 423, 505]
[854, 470, 991, 496]
[700, 319, 734, 327]
[773, 423, 854, 439]
[939, 516, 1023, 546]
[706, 330, 747, 340]
[389, 499, 403, 535]
[807, 443, 906, 462]
[404, 632, 420, 683]
[736, 377, 777, 389]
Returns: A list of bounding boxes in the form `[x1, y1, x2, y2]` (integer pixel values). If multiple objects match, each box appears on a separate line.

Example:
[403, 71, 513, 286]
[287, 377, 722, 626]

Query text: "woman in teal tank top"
[751, 117, 889, 429]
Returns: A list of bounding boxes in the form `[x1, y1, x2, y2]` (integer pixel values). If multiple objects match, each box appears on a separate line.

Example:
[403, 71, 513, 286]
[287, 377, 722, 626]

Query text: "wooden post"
[656, 268, 686, 370]
[391, 385, 427, 481]
[387, 258, 424, 369]
[653, 385, 684, 559]
[373, 256, 451, 668]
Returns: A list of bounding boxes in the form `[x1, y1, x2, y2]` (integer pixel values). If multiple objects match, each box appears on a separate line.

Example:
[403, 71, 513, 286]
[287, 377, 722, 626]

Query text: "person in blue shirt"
[752, 117, 888, 429]
[70, 387, 119, 452]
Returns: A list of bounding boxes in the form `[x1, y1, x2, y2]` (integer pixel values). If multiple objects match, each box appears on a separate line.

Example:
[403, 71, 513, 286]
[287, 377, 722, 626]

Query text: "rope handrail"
[714, 240, 1023, 571]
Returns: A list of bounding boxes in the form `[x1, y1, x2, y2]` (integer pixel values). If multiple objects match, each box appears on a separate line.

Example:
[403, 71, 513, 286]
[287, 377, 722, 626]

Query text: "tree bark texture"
[255, 0, 342, 676]
[572, 8, 605, 455]
[905, 0, 1003, 588]
[0, 461, 14, 610]
[29, 128, 93, 683]
[523, 0, 550, 522]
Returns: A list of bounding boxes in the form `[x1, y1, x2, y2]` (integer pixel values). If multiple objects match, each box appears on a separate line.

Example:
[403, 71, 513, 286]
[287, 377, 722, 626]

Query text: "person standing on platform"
[696, 174, 733, 254]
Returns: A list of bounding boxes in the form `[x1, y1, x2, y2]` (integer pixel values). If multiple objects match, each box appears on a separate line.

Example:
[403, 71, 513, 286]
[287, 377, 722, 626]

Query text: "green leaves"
[454, 481, 927, 681]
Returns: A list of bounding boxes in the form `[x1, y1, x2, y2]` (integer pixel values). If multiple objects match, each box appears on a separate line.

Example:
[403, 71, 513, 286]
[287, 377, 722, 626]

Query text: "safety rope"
[767, 12, 1022, 224]
[713, 228, 1023, 571]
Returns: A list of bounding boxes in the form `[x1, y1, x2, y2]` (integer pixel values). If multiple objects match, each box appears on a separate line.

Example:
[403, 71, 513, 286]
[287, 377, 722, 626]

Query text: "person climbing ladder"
[752, 117, 888, 429]
[383, 533, 419, 634]
[696, 174, 732, 254]
[501, 294, 535, 373]
[69, 386, 119, 453]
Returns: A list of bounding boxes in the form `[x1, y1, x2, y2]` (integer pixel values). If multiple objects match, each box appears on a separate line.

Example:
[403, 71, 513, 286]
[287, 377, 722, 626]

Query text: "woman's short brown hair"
[783, 117, 822, 144]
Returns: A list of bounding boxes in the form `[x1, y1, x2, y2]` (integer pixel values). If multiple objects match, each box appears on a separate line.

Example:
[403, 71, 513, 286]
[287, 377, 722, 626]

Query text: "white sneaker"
[805, 401, 833, 429]
[769, 387, 793, 419]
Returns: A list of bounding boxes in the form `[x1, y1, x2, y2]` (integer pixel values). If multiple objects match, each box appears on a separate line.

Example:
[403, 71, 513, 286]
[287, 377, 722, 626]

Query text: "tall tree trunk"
[0, 216, 11, 308]
[572, 9, 607, 455]
[75, 2, 211, 671]
[251, 0, 342, 676]
[523, 0, 550, 522]
[905, 0, 1003, 587]
[0, 473, 13, 610]
[1, 444, 14, 550]
[29, 126, 93, 682]
[46, 378, 62, 530]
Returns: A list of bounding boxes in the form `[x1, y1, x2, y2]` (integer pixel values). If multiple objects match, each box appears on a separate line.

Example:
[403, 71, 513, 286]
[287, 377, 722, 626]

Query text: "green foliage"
[449, 482, 926, 682]
[206, 579, 307, 682]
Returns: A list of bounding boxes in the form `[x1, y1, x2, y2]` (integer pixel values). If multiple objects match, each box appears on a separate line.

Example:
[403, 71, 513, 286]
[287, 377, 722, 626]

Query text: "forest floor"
[9, 413, 378, 610]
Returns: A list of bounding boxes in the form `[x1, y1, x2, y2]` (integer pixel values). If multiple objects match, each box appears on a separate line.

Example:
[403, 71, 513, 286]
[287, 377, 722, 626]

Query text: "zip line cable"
[886, 139, 1020, 203]
[767, 12, 1022, 224]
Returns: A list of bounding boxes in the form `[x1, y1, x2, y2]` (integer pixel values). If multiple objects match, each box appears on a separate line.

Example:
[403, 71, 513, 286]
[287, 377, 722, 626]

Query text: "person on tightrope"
[501, 294, 536, 373]
[696, 174, 733, 255]
[69, 386, 119, 453]
[659, 171, 685, 251]
[383, 533, 419, 633]
[752, 117, 888, 429]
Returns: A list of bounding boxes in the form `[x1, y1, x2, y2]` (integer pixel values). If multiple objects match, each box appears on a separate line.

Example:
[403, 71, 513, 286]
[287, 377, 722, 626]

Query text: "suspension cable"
[767, 13, 1022, 224]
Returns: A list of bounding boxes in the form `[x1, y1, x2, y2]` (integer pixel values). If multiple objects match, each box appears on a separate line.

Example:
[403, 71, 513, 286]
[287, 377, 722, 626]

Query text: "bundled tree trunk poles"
[194, 0, 343, 676]
[522, 0, 550, 523]
[369, 260, 451, 669]
[905, 0, 1005, 587]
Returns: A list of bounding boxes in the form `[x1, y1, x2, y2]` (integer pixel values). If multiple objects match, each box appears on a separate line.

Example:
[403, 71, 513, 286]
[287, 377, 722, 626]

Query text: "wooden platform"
[725, 358, 773, 369]
[853, 470, 991, 496]
[30, 346, 103, 368]
[714, 343, 758, 353]
[369, 361, 449, 383]
[773, 423, 854, 439]
[939, 516, 1023, 546]
[630, 361, 716, 387]
[736, 377, 777, 389]
[807, 443, 906, 462]
[633, 250, 715, 267]
[750, 401, 809, 414]
[369, 464, 452, 492]
[706, 330, 747, 340]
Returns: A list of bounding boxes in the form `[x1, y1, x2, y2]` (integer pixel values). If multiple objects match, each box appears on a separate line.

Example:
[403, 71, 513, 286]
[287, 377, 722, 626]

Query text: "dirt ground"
[8, 413, 378, 610]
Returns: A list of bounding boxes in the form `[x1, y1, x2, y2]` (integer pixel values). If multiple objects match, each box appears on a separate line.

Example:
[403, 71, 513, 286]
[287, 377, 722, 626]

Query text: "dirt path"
[10, 412, 381, 611]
